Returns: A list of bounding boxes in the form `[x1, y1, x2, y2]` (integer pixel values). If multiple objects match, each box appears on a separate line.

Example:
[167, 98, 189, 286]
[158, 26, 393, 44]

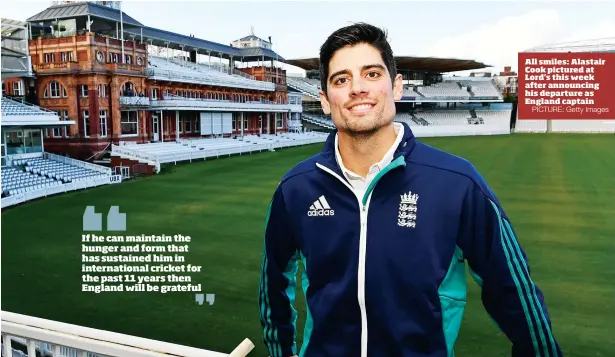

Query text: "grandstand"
[0, 96, 117, 208]
[0, 1, 322, 179]
[111, 131, 327, 171]
[286, 55, 509, 134]
[2, 2, 615, 357]
[1, 17, 118, 208]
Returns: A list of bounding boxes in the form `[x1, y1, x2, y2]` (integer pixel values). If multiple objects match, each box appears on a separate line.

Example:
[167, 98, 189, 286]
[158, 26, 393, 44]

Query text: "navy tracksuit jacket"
[259, 122, 562, 357]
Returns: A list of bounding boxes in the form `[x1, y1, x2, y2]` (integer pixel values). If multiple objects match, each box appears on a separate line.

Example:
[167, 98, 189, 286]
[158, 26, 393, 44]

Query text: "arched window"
[43, 81, 67, 98]
[121, 82, 135, 96]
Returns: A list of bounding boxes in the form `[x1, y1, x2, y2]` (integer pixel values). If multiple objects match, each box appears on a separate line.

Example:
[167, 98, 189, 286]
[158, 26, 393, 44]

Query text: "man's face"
[320, 43, 403, 135]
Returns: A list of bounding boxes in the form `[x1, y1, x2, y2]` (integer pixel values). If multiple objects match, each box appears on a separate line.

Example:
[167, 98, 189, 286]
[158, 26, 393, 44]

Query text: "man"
[259, 23, 562, 357]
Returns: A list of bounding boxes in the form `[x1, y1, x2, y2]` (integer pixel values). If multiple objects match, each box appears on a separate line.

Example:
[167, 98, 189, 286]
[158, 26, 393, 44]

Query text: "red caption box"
[517, 52, 615, 120]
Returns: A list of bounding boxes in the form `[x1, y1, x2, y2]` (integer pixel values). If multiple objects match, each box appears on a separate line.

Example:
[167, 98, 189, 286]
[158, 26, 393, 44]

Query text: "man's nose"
[349, 76, 368, 96]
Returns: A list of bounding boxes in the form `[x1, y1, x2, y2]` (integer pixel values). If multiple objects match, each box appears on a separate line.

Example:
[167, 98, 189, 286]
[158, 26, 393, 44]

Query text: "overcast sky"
[3, 0, 614, 76]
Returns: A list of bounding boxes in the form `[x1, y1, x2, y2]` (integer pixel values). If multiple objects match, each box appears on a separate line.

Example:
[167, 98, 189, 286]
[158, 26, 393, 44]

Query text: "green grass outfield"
[2, 133, 614, 357]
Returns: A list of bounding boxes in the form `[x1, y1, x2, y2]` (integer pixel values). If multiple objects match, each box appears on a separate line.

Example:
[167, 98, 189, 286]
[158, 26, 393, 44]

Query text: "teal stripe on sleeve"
[260, 201, 279, 357]
[488, 199, 543, 357]
[504, 220, 558, 356]
[299, 252, 313, 357]
[283, 255, 299, 357]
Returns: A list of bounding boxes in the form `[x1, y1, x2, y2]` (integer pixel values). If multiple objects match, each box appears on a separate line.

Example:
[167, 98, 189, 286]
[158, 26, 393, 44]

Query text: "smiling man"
[259, 23, 562, 357]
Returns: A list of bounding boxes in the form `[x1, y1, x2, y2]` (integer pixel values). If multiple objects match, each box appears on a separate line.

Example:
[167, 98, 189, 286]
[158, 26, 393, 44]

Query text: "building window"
[244, 118, 248, 129]
[109, 53, 118, 63]
[99, 110, 107, 137]
[53, 110, 62, 137]
[49, 81, 60, 98]
[276, 113, 283, 129]
[63, 110, 69, 136]
[81, 85, 88, 97]
[83, 110, 90, 137]
[98, 84, 106, 97]
[232, 119, 236, 130]
[121, 111, 138, 136]
[185, 118, 191, 133]
[44, 53, 55, 63]
[12, 80, 22, 96]
[151, 88, 158, 99]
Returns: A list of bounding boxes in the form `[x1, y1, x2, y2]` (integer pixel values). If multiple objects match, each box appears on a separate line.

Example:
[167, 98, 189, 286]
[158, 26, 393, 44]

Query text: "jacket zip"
[315, 156, 406, 357]
[316, 163, 371, 357]
[315, 159, 401, 357]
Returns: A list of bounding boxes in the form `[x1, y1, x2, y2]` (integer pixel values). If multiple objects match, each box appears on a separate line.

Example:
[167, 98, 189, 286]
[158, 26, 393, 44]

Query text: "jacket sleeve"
[458, 180, 563, 357]
[259, 184, 299, 357]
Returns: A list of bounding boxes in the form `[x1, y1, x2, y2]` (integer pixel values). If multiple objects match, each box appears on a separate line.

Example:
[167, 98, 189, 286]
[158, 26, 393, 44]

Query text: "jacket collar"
[316, 121, 416, 174]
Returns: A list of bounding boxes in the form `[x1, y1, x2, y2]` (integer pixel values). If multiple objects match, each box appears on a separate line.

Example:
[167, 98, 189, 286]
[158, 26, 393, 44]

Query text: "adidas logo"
[307, 195, 335, 216]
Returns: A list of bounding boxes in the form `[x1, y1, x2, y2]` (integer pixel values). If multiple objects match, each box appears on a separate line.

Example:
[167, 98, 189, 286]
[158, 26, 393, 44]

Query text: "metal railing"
[151, 97, 294, 111]
[44, 152, 112, 175]
[0, 311, 254, 357]
[110, 145, 160, 170]
[119, 96, 151, 107]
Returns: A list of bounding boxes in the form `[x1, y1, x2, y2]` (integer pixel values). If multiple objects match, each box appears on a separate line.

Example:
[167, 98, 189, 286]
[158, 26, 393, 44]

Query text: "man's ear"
[393, 73, 403, 101]
[319, 90, 331, 115]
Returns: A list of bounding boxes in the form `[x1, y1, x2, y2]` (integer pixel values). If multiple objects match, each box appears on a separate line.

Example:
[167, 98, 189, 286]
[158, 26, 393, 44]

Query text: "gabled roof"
[26, 2, 143, 27]
[237, 34, 269, 43]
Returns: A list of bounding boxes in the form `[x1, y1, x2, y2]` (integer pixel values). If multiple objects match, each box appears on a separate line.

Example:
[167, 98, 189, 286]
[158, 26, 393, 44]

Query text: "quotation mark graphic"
[195, 294, 215, 306]
[83, 206, 126, 231]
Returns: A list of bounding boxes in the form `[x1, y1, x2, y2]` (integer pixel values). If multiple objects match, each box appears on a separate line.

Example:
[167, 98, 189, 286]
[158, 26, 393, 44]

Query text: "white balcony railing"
[1, 311, 255, 357]
[150, 96, 295, 112]
[119, 96, 151, 107]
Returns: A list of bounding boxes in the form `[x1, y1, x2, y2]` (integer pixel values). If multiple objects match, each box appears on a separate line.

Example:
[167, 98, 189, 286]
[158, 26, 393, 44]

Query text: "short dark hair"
[319, 22, 397, 96]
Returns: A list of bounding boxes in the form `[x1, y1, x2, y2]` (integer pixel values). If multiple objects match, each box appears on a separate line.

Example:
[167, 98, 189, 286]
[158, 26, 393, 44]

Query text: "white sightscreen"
[200, 112, 212, 135]
[222, 113, 233, 134]
[212, 112, 222, 135]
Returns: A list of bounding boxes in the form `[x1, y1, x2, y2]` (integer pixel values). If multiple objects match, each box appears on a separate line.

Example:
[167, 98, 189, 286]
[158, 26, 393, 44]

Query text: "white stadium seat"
[1, 156, 112, 203]
[147, 56, 273, 91]
[111, 132, 329, 165]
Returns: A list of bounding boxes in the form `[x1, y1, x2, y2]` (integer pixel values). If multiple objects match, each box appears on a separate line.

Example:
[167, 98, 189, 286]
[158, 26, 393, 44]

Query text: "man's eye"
[334, 78, 347, 85]
[367, 71, 381, 78]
